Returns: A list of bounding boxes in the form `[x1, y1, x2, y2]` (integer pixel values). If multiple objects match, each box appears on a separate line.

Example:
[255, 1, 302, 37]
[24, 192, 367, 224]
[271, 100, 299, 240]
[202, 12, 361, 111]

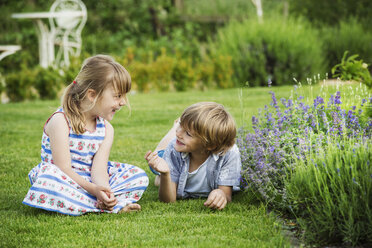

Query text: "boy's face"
[174, 125, 205, 154]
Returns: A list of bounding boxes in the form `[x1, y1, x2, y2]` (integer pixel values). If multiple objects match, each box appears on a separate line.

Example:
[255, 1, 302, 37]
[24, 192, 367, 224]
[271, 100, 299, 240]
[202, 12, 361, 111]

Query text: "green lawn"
[0, 85, 311, 247]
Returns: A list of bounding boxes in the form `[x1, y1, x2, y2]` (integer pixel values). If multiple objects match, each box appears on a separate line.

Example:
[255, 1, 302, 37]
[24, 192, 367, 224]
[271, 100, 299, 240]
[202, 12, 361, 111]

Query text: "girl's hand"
[204, 189, 228, 210]
[145, 150, 170, 174]
[94, 185, 117, 211]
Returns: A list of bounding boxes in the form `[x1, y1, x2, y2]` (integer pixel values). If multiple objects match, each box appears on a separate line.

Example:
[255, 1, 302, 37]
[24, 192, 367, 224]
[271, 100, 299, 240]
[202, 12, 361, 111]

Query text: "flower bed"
[237, 84, 372, 246]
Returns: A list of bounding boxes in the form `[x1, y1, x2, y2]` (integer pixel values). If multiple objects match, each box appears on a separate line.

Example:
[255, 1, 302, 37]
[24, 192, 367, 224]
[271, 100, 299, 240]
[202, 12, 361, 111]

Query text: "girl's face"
[93, 85, 126, 121]
[174, 125, 205, 154]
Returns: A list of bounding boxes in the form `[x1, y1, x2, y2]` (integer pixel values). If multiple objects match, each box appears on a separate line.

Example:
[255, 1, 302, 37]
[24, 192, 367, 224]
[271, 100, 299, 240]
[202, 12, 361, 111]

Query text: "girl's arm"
[90, 121, 113, 189]
[145, 151, 177, 202]
[46, 114, 115, 209]
[90, 121, 117, 210]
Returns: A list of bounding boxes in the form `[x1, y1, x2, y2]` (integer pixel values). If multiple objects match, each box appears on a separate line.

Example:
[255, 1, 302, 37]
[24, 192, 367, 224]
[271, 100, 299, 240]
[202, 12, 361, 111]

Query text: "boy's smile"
[174, 126, 205, 154]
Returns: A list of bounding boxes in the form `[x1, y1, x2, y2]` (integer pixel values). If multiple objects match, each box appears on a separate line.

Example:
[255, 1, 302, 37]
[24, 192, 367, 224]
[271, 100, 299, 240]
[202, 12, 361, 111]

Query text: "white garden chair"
[0, 45, 21, 62]
[49, 0, 87, 67]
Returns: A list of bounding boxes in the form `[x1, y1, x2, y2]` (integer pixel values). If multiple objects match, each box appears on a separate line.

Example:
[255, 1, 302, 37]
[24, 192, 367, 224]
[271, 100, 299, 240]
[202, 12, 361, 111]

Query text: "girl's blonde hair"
[62, 54, 131, 134]
[180, 102, 236, 155]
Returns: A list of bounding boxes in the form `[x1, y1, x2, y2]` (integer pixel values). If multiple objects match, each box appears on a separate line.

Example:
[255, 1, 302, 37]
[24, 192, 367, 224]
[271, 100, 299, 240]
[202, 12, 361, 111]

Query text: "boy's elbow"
[159, 194, 177, 203]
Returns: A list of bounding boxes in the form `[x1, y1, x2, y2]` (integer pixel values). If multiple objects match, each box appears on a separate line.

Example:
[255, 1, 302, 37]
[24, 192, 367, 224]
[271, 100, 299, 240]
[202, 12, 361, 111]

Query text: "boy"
[145, 102, 241, 210]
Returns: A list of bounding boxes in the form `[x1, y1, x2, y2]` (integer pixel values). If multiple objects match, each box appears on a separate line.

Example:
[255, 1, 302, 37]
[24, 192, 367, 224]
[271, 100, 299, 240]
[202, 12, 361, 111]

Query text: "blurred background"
[1, 0, 371, 102]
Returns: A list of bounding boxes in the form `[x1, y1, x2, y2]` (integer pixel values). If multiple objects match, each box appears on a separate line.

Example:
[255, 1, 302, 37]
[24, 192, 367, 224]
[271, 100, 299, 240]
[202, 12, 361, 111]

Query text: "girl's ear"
[86, 89, 97, 103]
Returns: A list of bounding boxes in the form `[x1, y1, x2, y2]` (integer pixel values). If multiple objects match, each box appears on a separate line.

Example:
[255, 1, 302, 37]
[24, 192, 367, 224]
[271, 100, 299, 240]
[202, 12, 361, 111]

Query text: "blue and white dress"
[22, 109, 149, 216]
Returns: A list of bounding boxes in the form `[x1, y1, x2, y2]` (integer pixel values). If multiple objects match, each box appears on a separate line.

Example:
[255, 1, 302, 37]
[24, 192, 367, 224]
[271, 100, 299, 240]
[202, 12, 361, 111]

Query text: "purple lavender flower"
[238, 88, 371, 208]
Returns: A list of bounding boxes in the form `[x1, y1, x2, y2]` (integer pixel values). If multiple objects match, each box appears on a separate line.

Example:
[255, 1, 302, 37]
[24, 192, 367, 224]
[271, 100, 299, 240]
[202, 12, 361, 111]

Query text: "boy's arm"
[158, 171, 178, 203]
[145, 151, 177, 202]
[204, 186, 232, 210]
[205, 145, 241, 210]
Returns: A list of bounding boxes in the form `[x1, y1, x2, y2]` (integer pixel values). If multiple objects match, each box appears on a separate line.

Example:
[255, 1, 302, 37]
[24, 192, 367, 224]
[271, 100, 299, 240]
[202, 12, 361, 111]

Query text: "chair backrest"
[49, 0, 87, 34]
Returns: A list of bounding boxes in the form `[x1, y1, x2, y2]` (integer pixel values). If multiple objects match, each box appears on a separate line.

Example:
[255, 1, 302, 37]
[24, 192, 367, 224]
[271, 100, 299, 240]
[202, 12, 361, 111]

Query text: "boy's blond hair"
[180, 102, 236, 155]
[62, 55, 131, 134]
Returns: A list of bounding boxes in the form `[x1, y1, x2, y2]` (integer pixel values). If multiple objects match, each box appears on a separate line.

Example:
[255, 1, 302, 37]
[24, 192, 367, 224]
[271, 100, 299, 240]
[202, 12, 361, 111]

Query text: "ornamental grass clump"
[237, 87, 372, 208]
[286, 138, 372, 246]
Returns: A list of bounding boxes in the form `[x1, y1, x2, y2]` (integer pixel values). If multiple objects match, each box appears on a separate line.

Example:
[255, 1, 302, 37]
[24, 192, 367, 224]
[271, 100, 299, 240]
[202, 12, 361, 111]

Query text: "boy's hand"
[204, 189, 228, 210]
[145, 150, 170, 174]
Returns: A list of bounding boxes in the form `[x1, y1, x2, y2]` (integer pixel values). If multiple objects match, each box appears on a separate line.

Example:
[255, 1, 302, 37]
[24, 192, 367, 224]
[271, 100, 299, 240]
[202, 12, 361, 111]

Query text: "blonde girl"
[23, 55, 149, 215]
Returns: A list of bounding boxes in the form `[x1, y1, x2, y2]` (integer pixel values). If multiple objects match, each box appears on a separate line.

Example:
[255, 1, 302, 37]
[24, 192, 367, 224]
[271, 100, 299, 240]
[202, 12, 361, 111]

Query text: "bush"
[5, 69, 38, 102]
[121, 46, 233, 92]
[332, 51, 372, 88]
[211, 16, 325, 87]
[286, 139, 372, 246]
[212, 55, 233, 88]
[237, 84, 372, 246]
[321, 18, 372, 76]
[288, 0, 372, 27]
[34, 66, 65, 100]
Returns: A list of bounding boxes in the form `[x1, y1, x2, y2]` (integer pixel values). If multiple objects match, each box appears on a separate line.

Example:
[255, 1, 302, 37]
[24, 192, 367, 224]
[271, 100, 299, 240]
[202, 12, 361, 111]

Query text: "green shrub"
[150, 49, 175, 91]
[34, 66, 64, 100]
[288, 0, 372, 27]
[321, 18, 372, 75]
[5, 65, 38, 102]
[195, 58, 215, 90]
[211, 16, 325, 87]
[286, 140, 372, 246]
[213, 55, 233, 88]
[172, 55, 195, 91]
[332, 51, 372, 88]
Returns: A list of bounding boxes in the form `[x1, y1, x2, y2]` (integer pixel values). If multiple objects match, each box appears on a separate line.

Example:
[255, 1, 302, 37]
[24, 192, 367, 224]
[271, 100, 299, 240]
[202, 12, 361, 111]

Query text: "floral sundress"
[22, 109, 149, 216]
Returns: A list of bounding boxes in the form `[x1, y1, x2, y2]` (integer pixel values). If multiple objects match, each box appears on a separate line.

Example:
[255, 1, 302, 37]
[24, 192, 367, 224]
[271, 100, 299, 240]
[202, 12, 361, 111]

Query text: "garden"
[1, 0, 371, 247]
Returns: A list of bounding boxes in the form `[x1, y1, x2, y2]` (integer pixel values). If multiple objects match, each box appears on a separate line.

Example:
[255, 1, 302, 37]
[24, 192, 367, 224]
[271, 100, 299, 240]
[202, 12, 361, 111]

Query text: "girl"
[22, 55, 149, 215]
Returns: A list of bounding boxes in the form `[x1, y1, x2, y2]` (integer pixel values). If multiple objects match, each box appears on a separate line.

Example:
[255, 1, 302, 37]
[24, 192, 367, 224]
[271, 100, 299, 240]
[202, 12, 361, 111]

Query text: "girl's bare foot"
[118, 203, 141, 213]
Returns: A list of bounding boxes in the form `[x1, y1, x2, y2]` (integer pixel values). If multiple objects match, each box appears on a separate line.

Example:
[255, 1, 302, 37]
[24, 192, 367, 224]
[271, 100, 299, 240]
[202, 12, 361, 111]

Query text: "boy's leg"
[154, 118, 179, 152]
[152, 118, 179, 186]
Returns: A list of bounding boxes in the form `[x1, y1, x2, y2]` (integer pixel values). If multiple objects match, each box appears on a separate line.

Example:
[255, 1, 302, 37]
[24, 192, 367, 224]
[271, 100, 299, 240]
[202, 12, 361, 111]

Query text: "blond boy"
[145, 102, 241, 210]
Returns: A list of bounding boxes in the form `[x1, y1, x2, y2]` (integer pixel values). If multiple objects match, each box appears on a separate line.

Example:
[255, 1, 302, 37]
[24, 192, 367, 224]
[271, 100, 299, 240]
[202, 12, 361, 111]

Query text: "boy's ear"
[206, 144, 216, 152]
[86, 89, 97, 102]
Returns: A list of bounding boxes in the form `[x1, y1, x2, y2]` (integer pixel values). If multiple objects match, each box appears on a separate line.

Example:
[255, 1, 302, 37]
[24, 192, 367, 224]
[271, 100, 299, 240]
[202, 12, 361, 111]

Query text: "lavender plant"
[237, 87, 372, 210]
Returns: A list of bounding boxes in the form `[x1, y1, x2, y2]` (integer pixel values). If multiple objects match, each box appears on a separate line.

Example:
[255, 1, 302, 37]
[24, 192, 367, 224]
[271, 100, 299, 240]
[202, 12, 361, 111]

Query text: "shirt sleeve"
[162, 139, 182, 183]
[218, 145, 242, 186]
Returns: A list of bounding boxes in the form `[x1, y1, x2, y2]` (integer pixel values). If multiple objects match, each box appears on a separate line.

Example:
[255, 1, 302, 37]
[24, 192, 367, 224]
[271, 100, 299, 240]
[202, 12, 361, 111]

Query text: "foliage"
[321, 18, 372, 76]
[237, 84, 372, 246]
[211, 16, 325, 87]
[172, 56, 195, 91]
[5, 65, 38, 102]
[286, 139, 372, 246]
[34, 66, 64, 100]
[288, 0, 372, 27]
[212, 55, 234, 89]
[332, 51, 372, 88]
[118, 47, 233, 93]
[3, 56, 82, 102]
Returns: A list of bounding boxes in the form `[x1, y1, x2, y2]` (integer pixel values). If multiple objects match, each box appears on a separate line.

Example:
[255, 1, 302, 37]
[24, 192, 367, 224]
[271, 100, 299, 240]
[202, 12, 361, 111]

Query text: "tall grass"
[286, 137, 371, 246]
